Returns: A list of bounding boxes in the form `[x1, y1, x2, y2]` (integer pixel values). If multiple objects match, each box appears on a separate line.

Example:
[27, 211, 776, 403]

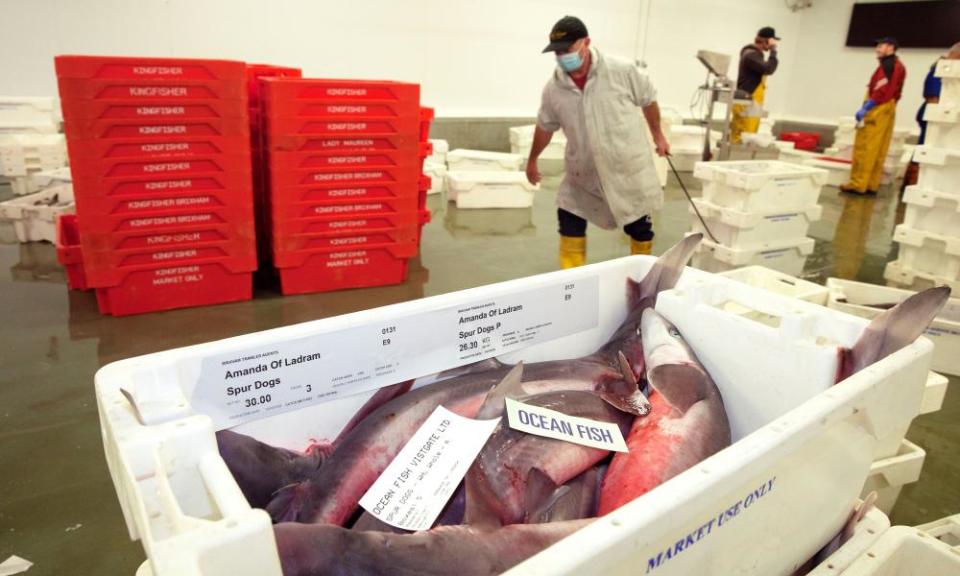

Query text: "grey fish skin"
[274, 519, 592, 576]
[466, 391, 633, 527]
[526, 467, 600, 524]
[215, 430, 324, 509]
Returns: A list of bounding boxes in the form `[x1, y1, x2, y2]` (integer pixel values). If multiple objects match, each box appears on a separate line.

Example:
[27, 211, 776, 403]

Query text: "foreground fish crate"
[719, 265, 828, 305]
[858, 439, 925, 516]
[95, 256, 935, 576]
[832, 526, 960, 575]
[827, 277, 960, 376]
[807, 505, 890, 576]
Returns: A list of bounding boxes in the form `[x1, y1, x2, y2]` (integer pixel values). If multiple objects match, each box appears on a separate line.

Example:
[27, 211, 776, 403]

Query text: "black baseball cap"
[875, 36, 899, 48]
[542, 16, 589, 53]
[758, 26, 781, 40]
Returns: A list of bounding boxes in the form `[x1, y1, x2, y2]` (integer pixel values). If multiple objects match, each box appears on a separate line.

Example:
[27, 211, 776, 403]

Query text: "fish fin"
[841, 287, 950, 381]
[475, 362, 525, 419]
[432, 358, 505, 381]
[334, 380, 415, 444]
[646, 363, 709, 413]
[266, 481, 312, 523]
[523, 467, 562, 524]
[605, 351, 651, 416]
[632, 233, 702, 307]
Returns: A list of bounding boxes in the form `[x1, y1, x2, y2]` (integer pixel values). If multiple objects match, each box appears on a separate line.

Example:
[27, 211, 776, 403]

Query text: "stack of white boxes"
[0, 97, 68, 195]
[689, 160, 828, 275]
[668, 124, 721, 172]
[423, 138, 448, 195]
[817, 116, 910, 186]
[509, 124, 566, 177]
[885, 59, 960, 294]
[445, 148, 537, 209]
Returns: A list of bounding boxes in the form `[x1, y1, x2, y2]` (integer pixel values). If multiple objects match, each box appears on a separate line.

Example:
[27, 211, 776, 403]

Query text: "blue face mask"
[557, 50, 583, 72]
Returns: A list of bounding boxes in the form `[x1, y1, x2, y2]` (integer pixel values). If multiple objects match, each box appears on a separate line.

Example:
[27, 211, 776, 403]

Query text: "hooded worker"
[526, 15, 669, 268]
[839, 37, 907, 196]
[730, 26, 780, 144]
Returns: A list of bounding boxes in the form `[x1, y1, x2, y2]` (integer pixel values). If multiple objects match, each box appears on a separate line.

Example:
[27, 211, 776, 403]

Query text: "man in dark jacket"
[730, 26, 779, 144]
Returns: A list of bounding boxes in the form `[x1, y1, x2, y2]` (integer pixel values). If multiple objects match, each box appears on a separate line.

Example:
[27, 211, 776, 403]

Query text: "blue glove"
[855, 99, 876, 122]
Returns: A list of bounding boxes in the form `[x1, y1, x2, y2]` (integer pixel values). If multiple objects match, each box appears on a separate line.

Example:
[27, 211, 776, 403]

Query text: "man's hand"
[526, 158, 542, 185]
[653, 131, 670, 157]
[767, 38, 778, 50]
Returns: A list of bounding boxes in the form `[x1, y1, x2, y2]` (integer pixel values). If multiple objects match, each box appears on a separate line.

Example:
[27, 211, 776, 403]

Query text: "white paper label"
[358, 406, 500, 531]
[193, 276, 599, 429]
[504, 397, 629, 452]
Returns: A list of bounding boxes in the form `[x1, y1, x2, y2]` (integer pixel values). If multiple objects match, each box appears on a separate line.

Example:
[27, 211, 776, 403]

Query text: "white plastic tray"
[915, 513, 960, 548]
[806, 158, 851, 187]
[692, 235, 814, 276]
[914, 146, 960, 191]
[0, 183, 75, 242]
[447, 149, 523, 172]
[720, 265, 829, 305]
[859, 439, 925, 515]
[95, 258, 935, 576]
[921, 103, 960, 149]
[902, 186, 960, 237]
[838, 526, 960, 575]
[691, 198, 821, 249]
[807, 505, 891, 576]
[893, 225, 960, 281]
[0, 96, 58, 127]
[694, 160, 827, 212]
[446, 171, 537, 209]
[827, 277, 960, 376]
[884, 258, 960, 294]
[936, 59, 960, 106]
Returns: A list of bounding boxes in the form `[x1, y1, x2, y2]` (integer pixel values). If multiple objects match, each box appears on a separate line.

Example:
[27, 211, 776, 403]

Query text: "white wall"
[0, 0, 950, 128]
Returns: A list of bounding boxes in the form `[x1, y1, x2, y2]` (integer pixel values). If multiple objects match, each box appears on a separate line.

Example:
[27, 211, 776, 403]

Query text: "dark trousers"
[557, 209, 654, 242]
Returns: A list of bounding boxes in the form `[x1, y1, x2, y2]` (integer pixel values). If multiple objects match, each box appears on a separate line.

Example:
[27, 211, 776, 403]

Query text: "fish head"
[640, 308, 710, 413]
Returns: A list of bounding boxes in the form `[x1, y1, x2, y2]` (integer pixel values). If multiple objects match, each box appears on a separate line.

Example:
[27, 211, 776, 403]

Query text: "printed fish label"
[505, 397, 628, 452]
[358, 406, 500, 531]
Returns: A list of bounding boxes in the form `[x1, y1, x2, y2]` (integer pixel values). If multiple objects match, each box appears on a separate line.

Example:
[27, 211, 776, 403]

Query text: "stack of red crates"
[55, 56, 257, 316]
[261, 78, 432, 294]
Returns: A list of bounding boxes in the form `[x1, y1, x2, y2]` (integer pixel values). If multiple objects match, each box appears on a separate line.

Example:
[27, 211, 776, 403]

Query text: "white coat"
[537, 48, 663, 230]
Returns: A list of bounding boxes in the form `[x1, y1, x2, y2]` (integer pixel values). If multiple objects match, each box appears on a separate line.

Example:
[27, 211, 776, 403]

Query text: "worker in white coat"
[526, 15, 670, 268]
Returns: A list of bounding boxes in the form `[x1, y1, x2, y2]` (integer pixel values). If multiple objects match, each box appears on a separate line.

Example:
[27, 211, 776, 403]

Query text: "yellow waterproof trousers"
[730, 77, 766, 144]
[845, 100, 896, 193]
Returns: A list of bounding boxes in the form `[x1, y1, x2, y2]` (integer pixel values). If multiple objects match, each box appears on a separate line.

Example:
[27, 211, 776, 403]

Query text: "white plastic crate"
[827, 277, 960, 376]
[807, 504, 891, 576]
[95, 256, 935, 576]
[884, 258, 960, 294]
[902, 186, 960, 238]
[893, 225, 960, 281]
[427, 138, 448, 166]
[445, 170, 537, 209]
[913, 146, 960, 191]
[423, 162, 446, 195]
[921, 103, 960, 149]
[670, 149, 705, 172]
[936, 58, 960, 106]
[837, 526, 960, 575]
[690, 198, 821, 249]
[0, 183, 75, 242]
[859, 439, 925, 515]
[0, 96, 58, 127]
[692, 236, 814, 275]
[915, 513, 960, 547]
[807, 157, 852, 187]
[695, 160, 828, 212]
[778, 146, 822, 166]
[920, 371, 949, 415]
[669, 124, 720, 149]
[720, 265, 829, 305]
[509, 124, 565, 161]
[446, 149, 523, 172]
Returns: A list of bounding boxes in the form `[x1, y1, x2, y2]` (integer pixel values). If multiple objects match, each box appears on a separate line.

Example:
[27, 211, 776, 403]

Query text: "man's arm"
[526, 126, 554, 185]
[743, 49, 778, 75]
[642, 102, 670, 157]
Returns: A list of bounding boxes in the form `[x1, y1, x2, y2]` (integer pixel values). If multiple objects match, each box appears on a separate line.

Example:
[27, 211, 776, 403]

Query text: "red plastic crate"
[62, 117, 251, 141]
[55, 214, 89, 291]
[66, 135, 252, 161]
[83, 225, 241, 251]
[779, 131, 820, 151]
[55, 56, 247, 81]
[60, 98, 249, 121]
[74, 186, 254, 218]
[264, 99, 420, 120]
[261, 78, 419, 104]
[419, 106, 434, 142]
[274, 225, 420, 255]
[267, 164, 419, 188]
[69, 167, 253, 199]
[81, 239, 257, 287]
[271, 195, 419, 222]
[57, 77, 246, 102]
[276, 243, 413, 295]
[264, 116, 421, 138]
[265, 179, 424, 204]
[246, 64, 302, 105]
[270, 208, 426, 238]
[94, 262, 253, 316]
[266, 132, 421, 154]
[74, 195, 254, 234]
[68, 151, 252, 179]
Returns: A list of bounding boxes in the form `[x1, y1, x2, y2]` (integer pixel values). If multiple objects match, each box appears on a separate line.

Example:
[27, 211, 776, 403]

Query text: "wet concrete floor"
[0, 171, 956, 574]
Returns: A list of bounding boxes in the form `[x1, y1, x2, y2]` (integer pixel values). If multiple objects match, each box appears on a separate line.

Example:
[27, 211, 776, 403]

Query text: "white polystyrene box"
[827, 277, 960, 376]
[859, 439, 925, 515]
[902, 186, 960, 237]
[838, 526, 960, 575]
[94, 258, 935, 576]
[720, 265, 829, 305]
[447, 149, 523, 172]
[0, 183, 75, 242]
[691, 198, 821, 250]
[893, 225, 960, 281]
[936, 58, 960, 105]
[914, 146, 960, 191]
[694, 160, 828, 212]
[692, 236, 814, 276]
[445, 171, 537, 209]
[921, 104, 960, 149]
[423, 162, 446, 194]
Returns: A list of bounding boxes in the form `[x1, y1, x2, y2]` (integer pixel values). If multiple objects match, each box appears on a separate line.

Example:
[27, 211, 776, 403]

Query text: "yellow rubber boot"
[630, 239, 652, 256]
[559, 235, 586, 269]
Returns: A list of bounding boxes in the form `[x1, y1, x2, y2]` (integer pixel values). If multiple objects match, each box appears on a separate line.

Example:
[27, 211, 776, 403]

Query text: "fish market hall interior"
[3, 1, 960, 575]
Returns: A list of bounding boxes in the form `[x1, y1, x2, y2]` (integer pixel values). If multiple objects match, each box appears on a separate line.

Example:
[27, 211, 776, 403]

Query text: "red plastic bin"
[267, 164, 419, 188]
[270, 208, 426, 238]
[274, 225, 421, 255]
[73, 196, 255, 235]
[271, 195, 420, 221]
[57, 77, 246, 102]
[265, 133, 421, 154]
[55, 56, 247, 81]
[263, 116, 421, 138]
[267, 140, 429, 168]
[779, 131, 820, 151]
[81, 241, 257, 287]
[94, 262, 253, 316]
[419, 106, 434, 142]
[66, 134, 251, 161]
[68, 151, 252, 179]
[59, 98, 249, 121]
[62, 117, 251, 142]
[261, 78, 419, 104]
[275, 243, 413, 295]
[69, 168, 254, 200]
[265, 179, 424, 204]
[264, 100, 420, 120]
[246, 64, 302, 104]
[55, 214, 89, 291]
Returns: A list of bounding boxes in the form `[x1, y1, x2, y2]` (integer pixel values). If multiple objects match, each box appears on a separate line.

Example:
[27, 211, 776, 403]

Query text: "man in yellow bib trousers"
[840, 37, 907, 196]
[526, 16, 669, 269]
[731, 27, 780, 144]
